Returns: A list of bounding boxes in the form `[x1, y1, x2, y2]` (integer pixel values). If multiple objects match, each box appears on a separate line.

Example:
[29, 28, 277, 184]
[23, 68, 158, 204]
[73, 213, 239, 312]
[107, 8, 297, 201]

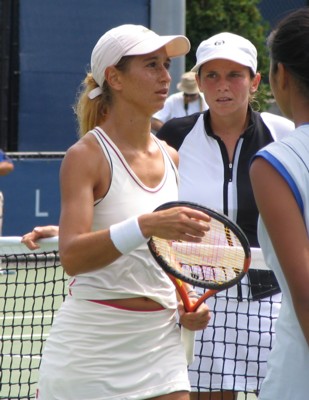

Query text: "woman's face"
[197, 59, 260, 117]
[110, 48, 173, 116]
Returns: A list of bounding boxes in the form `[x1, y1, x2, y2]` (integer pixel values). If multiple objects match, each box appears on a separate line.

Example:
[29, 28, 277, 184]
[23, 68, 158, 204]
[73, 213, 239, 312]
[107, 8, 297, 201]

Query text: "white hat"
[90, 24, 190, 97]
[176, 71, 200, 94]
[191, 32, 257, 74]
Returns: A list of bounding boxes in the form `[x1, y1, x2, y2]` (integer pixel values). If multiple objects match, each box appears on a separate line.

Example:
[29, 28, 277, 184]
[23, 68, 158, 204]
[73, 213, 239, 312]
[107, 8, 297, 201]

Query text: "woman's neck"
[210, 109, 250, 139]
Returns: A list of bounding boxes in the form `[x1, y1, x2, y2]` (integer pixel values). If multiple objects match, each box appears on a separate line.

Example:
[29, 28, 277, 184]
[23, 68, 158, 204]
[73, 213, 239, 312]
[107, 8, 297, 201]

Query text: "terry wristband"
[110, 216, 148, 255]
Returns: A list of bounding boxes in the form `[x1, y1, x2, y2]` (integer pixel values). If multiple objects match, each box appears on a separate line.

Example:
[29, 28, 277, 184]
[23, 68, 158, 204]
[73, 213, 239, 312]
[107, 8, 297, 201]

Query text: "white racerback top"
[68, 127, 179, 309]
[256, 124, 309, 399]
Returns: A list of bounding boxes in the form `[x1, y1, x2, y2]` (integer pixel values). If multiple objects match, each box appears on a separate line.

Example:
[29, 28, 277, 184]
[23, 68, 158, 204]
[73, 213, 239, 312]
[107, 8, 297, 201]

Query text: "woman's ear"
[105, 66, 122, 90]
[276, 62, 289, 90]
[195, 69, 203, 92]
[250, 72, 261, 94]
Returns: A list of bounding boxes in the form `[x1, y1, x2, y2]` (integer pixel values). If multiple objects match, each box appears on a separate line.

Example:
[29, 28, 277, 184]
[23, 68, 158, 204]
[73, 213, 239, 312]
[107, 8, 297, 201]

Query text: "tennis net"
[0, 237, 65, 400]
[0, 239, 280, 399]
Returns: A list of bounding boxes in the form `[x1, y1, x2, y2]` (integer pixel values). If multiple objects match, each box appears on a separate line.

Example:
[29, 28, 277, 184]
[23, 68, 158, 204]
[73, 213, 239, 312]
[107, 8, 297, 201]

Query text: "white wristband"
[110, 216, 148, 255]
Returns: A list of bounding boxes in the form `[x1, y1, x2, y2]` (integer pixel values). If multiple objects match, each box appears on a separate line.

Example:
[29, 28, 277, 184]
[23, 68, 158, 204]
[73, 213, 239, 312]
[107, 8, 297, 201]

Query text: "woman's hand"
[139, 206, 211, 242]
[21, 225, 59, 250]
[178, 298, 211, 331]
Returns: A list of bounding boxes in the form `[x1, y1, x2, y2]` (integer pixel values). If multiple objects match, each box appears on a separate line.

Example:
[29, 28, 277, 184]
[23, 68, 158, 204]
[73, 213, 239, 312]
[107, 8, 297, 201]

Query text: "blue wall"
[4, 0, 191, 235]
[2, 158, 62, 235]
[18, 0, 150, 152]
[4, 0, 150, 235]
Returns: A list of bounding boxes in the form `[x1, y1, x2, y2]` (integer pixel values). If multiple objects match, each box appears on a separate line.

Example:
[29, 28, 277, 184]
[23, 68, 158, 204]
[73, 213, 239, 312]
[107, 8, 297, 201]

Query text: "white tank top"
[68, 127, 179, 309]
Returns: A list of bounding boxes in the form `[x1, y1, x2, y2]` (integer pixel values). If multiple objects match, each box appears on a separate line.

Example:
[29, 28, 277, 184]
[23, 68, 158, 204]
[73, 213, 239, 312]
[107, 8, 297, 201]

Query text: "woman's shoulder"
[63, 133, 104, 170]
[260, 111, 295, 130]
[259, 111, 295, 140]
[155, 136, 179, 166]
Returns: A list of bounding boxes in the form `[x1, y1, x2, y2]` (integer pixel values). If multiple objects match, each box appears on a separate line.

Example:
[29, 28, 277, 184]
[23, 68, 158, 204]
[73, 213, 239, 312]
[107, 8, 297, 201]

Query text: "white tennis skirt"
[36, 296, 190, 400]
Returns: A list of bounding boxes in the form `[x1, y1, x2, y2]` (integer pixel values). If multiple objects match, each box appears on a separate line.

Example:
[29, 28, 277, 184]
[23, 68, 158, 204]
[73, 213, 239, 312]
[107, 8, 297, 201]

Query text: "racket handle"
[181, 326, 196, 366]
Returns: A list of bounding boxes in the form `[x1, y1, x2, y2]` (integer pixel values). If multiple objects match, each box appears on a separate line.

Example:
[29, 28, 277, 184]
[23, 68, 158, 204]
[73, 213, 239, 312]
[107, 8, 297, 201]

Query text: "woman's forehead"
[201, 58, 250, 71]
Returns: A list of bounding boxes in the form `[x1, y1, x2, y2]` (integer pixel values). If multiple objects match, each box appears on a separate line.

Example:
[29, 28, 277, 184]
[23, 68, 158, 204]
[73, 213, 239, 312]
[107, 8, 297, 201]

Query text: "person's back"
[250, 8, 309, 399]
[257, 133, 309, 398]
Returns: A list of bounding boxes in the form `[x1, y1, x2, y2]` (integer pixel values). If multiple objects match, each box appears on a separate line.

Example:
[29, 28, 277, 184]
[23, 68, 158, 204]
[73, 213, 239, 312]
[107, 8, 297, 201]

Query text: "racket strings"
[150, 219, 246, 288]
[179, 263, 241, 284]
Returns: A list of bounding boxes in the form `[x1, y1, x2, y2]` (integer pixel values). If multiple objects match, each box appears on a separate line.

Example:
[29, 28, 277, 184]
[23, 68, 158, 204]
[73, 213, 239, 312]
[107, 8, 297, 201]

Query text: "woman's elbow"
[59, 245, 81, 276]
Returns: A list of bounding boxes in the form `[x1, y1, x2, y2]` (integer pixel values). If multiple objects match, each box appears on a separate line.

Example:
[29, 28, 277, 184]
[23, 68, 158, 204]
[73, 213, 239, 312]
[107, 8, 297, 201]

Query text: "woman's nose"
[217, 78, 228, 91]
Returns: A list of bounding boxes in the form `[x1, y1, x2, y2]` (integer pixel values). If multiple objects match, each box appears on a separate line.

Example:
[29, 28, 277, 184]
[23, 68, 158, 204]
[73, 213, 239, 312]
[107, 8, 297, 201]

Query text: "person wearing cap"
[151, 71, 208, 133]
[34, 24, 211, 400]
[157, 32, 295, 400]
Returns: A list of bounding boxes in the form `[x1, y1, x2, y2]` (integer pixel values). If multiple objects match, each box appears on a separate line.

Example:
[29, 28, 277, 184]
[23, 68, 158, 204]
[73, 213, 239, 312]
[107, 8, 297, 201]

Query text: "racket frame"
[148, 201, 251, 292]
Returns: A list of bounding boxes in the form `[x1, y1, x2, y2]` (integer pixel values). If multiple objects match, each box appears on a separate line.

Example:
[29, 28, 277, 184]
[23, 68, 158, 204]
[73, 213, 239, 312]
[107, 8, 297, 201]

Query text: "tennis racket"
[147, 201, 251, 365]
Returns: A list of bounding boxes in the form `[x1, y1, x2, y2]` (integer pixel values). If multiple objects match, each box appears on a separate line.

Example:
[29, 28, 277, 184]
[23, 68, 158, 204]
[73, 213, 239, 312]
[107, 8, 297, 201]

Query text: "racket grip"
[181, 326, 196, 366]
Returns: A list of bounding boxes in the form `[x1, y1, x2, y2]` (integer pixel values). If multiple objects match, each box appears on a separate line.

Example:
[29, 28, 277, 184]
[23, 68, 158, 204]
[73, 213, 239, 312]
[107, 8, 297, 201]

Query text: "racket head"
[148, 201, 251, 291]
